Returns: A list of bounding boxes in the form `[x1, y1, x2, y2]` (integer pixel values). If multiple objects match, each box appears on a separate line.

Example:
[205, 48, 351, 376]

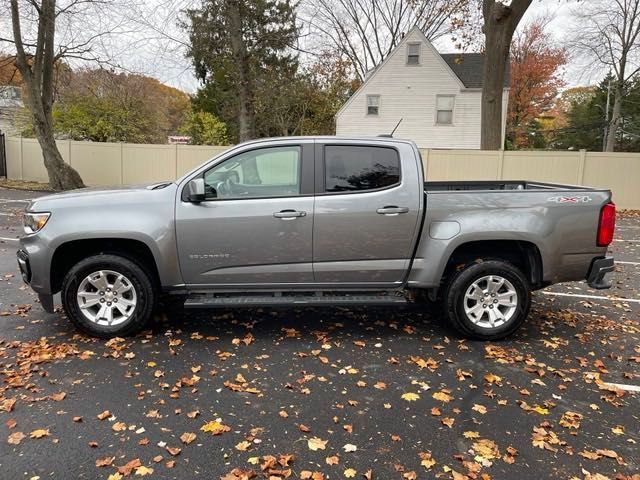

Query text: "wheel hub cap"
[76, 270, 137, 326]
[463, 275, 518, 329]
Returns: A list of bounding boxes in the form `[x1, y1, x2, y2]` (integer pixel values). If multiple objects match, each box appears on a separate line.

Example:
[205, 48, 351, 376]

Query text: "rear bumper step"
[184, 292, 407, 308]
[587, 256, 615, 290]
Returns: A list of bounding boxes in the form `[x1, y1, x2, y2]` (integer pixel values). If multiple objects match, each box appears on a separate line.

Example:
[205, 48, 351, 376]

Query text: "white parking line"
[603, 382, 640, 393]
[541, 291, 640, 304]
[616, 261, 640, 266]
[0, 237, 19, 242]
[0, 212, 15, 216]
[614, 239, 640, 243]
[0, 198, 30, 203]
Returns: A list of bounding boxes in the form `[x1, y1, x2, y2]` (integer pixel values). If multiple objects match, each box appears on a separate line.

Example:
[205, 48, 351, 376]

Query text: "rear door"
[312, 141, 422, 285]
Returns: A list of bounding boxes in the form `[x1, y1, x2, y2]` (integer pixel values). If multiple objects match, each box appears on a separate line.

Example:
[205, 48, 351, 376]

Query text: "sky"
[0, 0, 593, 94]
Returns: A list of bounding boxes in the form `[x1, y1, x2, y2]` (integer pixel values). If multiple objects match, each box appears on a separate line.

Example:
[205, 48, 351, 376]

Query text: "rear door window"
[324, 146, 400, 193]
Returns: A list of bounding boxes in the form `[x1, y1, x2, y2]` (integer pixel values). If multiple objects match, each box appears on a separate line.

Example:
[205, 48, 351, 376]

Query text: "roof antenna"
[391, 118, 403, 136]
[378, 118, 403, 138]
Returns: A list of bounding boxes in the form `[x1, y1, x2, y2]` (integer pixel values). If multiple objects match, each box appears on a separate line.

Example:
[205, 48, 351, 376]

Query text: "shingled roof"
[440, 53, 510, 89]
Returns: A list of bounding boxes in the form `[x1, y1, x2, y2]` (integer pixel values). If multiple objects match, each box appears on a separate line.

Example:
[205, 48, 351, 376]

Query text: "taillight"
[597, 202, 616, 247]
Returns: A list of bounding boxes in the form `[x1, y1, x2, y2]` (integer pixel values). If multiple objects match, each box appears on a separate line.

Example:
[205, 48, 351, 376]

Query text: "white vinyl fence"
[5, 137, 640, 209]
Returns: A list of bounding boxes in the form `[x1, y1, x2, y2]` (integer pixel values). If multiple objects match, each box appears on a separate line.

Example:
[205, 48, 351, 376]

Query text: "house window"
[436, 95, 455, 125]
[407, 43, 421, 65]
[367, 95, 380, 115]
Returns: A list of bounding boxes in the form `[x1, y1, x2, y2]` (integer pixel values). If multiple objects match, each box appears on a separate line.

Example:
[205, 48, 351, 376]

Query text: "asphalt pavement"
[0, 186, 638, 480]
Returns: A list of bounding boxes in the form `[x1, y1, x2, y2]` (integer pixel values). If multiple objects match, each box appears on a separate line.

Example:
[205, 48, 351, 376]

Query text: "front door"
[176, 142, 315, 287]
[312, 142, 422, 285]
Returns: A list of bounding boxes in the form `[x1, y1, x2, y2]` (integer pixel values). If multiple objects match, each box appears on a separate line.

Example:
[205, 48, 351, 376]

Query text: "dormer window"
[407, 43, 421, 65]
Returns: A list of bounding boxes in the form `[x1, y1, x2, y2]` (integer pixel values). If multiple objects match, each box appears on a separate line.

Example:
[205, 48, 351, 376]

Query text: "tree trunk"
[10, 0, 85, 191]
[606, 82, 623, 152]
[481, 0, 532, 150]
[228, 1, 256, 143]
[31, 107, 84, 190]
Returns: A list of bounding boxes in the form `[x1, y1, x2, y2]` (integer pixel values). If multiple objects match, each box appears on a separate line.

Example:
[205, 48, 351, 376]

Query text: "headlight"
[23, 212, 51, 234]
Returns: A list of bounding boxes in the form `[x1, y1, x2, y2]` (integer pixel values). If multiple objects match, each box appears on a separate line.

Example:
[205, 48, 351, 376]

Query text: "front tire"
[444, 260, 531, 340]
[61, 254, 156, 338]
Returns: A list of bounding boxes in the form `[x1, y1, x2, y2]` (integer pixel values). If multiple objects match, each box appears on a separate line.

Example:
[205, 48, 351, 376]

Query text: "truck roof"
[234, 135, 419, 148]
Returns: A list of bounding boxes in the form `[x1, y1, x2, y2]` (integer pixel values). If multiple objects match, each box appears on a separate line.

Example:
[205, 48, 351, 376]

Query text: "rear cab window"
[324, 145, 401, 193]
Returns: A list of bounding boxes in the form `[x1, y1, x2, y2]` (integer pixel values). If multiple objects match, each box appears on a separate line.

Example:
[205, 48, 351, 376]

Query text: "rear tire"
[443, 259, 531, 340]
[61, 254, 156, 338]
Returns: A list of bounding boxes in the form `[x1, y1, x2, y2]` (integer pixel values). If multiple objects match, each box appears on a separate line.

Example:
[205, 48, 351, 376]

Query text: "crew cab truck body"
[17, 137, 616, 339]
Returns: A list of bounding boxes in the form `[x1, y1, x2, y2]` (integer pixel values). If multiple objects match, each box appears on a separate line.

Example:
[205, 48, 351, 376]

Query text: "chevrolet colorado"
[18, 137, 616, 340]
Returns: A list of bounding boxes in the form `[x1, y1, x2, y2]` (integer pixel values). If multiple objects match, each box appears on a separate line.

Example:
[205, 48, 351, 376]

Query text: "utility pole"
[603, 76, 612, 152]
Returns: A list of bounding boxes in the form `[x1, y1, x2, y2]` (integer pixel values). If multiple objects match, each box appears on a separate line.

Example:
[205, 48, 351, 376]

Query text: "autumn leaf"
[463, 431, 480, 439]
[611, 425, 624, 435]
[342, 443, 357, 452]
[326, 455, 340, 465]
[112, 421, 127, 432]
[401, 392, 420, 402]
[419, 451, 436, 469]
[96, 456, 115, 467]
[8, 431, 25, 445]
[0, 397, 16, 412]
[29, 428, 49, 439]
[117, 458, 142, 475]
[472, 404, 487, 414]
[97, 410, 111, 420]
[308, 436, 328, 451]
[135, 465, 154, 476]
[484, 373, 502, 384]
[235, 440, 252, 451]
[432, 391, 453, 402]
[107, 474, 123, 480]
[180, 432, 196, 445]
[441, 417, 455, 428]
[473, 439, 500, 460]
[166, 446, 181, 456]
[344, 468, 357, 478]
[200, 420, 230, 435]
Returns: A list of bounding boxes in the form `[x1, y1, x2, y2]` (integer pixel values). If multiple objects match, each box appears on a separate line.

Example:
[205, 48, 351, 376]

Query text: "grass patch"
[0, 178, 53, 192]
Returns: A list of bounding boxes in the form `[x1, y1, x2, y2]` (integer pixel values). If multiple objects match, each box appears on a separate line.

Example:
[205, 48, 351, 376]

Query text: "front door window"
[204, 146, 301, 200]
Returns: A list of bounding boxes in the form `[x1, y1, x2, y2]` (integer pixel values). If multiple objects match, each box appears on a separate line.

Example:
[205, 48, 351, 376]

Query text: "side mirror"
[186, 178, 206, 203]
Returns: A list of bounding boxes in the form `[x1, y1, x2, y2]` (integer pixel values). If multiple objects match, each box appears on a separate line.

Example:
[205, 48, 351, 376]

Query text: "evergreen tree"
[184, 0, 298, 142]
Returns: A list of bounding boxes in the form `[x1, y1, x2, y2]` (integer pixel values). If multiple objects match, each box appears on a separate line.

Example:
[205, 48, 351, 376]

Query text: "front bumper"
[16, 249, 31, 284]
[17, 249, 54, 313]
[587, 256, 615, 290]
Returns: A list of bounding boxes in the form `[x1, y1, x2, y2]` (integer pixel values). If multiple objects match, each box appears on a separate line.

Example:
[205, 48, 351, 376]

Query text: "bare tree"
[304, 0, 470, 82]
[570, 0, 640, 152]
[1, 0, 139, 189]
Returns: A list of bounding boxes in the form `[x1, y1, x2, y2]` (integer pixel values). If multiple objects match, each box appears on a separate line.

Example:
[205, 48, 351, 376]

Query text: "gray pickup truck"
[17, 136, 616, 340]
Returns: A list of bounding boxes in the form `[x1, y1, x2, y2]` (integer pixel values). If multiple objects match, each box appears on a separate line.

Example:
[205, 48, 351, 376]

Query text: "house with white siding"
[335, 27, 509, 149]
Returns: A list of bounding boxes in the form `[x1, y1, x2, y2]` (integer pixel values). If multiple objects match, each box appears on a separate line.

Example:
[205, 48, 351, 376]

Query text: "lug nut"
[482, 304, 487, 308]
[100, 298, 105, 303]
[99, 291, 104, 296]
[113, 298, 118, 303]
[494, 300, 498, 304]
[107, 302, 112, 306]
[489, 305, 494, 309]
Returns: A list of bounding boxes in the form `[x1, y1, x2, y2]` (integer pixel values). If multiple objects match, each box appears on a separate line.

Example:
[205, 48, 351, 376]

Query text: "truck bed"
[424, 180, 595, 192]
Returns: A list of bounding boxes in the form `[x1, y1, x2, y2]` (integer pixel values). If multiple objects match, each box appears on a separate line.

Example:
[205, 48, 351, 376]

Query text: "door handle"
[376, 206, 409, 215]
[273, 209, 307, 219]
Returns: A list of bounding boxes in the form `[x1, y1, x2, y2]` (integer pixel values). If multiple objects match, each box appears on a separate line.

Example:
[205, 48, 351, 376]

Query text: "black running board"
[184, 292, 407, 308]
